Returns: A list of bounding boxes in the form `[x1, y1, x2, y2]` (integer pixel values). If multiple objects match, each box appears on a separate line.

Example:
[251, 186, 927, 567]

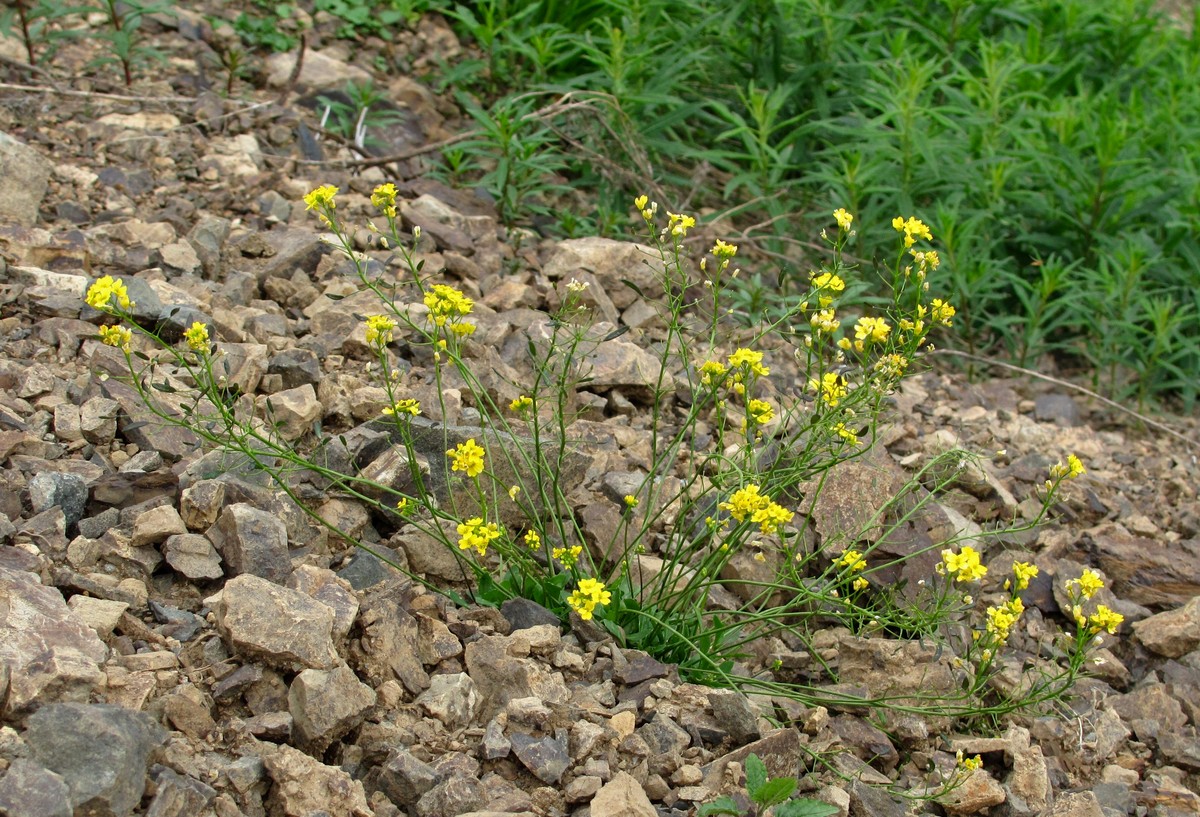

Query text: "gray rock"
[1048, 791, 1105, 817]
[415, 775, 485, 817]
[261, 384, 321, 441]
[144, 767, 217, 817]
[708, 689, 761, 745]
[77, 507, 120, 541]
[289, 664, 376, 747]
[79, 396, 119, 445]
[0, 566, 107, 712]
[1034, 393, 1081, 427]
[336, 543, 405, 590]
[501, 597, 560, 632]
[186, 215, 231, 278]
[582, 328, 673, 396]
[179, 480, 225, 531]
[463, 633, 572, 720]
[510, 731, 570, 784]
[287, 565, 359, 641]
[0, 131, 51, 226]
[1132, 595, 1200, 657]
[262, 743, 371, 817]
[207, 503, 290, 583]
[0, 758, 73, 817]
[638, 714, 691, 757]
[27, 472, 87, 528]
[542, 237, 666, 311]
[347, 581, 429, 694]
[829, 715, 898, 773]
[1107, 683, 1187, 743]
[209, 574, 340, 670]
[482, 718, 511, 760]
[162, 534, 224, 581]
[131, 505, 187, 546]
[26, 703, 166, 817]
[269, 348, 322, 389]
[415, 672, 479, 728]
[374, 749, 439, 807]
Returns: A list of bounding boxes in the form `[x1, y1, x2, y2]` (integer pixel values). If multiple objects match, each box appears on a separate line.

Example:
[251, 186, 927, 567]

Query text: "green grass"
[420, 0, 1200, 409]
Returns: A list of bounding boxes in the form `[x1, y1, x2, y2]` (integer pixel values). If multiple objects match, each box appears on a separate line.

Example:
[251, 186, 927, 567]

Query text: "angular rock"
[209, 574, 340, 670]
[589, 771, 657, 817]
[144, 767, 217, 817]
[708, 689, 761, 745]
[26, 703, 166, 817]
[0, 566, 107, 713]
[27, 472, 88, 528]
[0, 758, 73, 817]
[500, 597, 560, 632]
[1048, 791, 1105, 817]
[289, 663, 375, 747]
[1132, 596, 1200, 658]
[582, 328, 673, 396]
[347, 580, 429, 694]
[940, 769, 1005, 816]
[464, 633, 572, 720]
[162, 534, 224, 581]
[207, 503, 290, 584]
[261, 384, 321, 441]
[131, 505, 187, 547]
[262, 743, 371, 817]
[0, 131, 51, 227]
[837, 636, 957, 713]
[510, 731, 570, 784]
[179, 480, 225, 531]
[374, 748, 440, 808]
[287, 565, 359, 641]
[415, 672, 479, 728]
[542, 238, 666, 310]
[66, 595, 128, 637]
[79, 396, 119, 445]
[415, 775, 486, 817]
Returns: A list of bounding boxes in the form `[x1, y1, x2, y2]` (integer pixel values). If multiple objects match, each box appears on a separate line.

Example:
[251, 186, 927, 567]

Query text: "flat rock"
[588, 771, 657, 817]
[26, 703, 166, 817]
[415, 672, 479, 728]
[1132, 596, 1200, 657]
[0, 758, 73, 817]
[1087, 528, 1200, 607]
[287, 564, 359, 641]
[162, 534, 224, 581]
[0, 131, 51, 227]
[0, 566, 108, 713]
[209, 574, 340, 670]
[510, 730, 570, 784]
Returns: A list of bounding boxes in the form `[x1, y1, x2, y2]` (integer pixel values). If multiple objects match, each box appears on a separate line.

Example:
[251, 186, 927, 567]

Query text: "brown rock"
[208, 574, 340, 670]
[588, 771, 657, 817]
[1132, 596, 1200, 657]
[262, 743, 372, 817]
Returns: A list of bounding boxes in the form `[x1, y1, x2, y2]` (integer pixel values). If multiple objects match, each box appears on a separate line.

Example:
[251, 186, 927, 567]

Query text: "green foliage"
[697, 754, 838, 817]
[0, 0, 83, 64]
[316, 79, 406, 150]
[233, 1, 300, 53]
[315, 0, 437, 40]
[429, 0, 1200, 406]
[90, 0, 174, 87]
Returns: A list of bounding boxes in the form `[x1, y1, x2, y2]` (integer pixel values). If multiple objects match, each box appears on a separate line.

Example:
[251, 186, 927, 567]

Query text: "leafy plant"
[233, 0, 300, 52]
[316, 80, 406, 151]
[89, 0, 174, 87]
[0, 0, 82, 64]
[314, 0, 437, 40]
[698, 754, 838, 817]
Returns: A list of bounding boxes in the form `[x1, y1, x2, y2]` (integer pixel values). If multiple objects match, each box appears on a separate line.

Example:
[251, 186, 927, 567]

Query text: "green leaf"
[772, 798, 840, 817]
[752, 777, 796, 809]
[744, 754, 767, 797]
[696, 796, 743, 817]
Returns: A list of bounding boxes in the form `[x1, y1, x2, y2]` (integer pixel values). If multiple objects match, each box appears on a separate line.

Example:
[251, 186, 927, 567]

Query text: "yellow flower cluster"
[873, 353, 908, 380]
[854, 316, 891, 346]
[1007, 561, 1038, 591]
[383, 399, 420, 417]
[623, 495, 639, 508]
[832, 422, 860, 446]
[184, 321, 210, 352]
[98, 325, 131, 351]
[524, 530, 540, 549]
[553, 545, 583, 568]
[929, 299, 955, 327]
[837, 549, 867, 571]
[667, 211, 696, 237]
[1089, 604, 1124, 634]
[371, 183, 398, 218]
[303, 184, 338, 226]
[457, 517, 500, 556]
[568, 578, 611, 621]
[699, 360, 727, 387]
[747, 399, 774, 426]
[1067, 568, 1104, 599]
[985, 597, 1024, 642]
[510, 395, 533, 413]
[809, 372, 849, 408]
[423, 284, 476, 336]
[811, 271, 845, 308]
[719, 484, 795, 535]
[728, 347, 770, 377]
[811, 309, 841, 334]
[833, 208, 853, 231]
[1049, 454, 1086, 482]
[86, 275, 133, 311]
[447, 438, 486, 479]
[940, 546, 987, 583]
[892, 215, 932, 247]
[710, 239, 738, 259]
[633, 194, 656, 221]
[365, 315, 396, 346]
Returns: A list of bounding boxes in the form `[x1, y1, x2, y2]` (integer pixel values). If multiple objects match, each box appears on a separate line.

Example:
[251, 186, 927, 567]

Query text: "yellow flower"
[854, 316, 891, 344]
[183, 321, 210, 352]
[720, 484, 769, 523]
[423, 284, 474, 328]
[833, 208, 853, 230]
[667, 211, 696, 237]
[809, 372, 849, 408]
[393, 399, 421, 416]
[727, 348, 769, 377]
[86, 275, 133, 311]
[710, 239, 738, 259]
[623, 495, 639, 509]
[929, 299, 955, 327]
[1011, 561, 1038, 591]
[510, 395, 534, 413]
[634, 194, 648, 210]
[1050, 454, 1087, 483]
[449, 321, 477, 337]
[852, 577, 869, 592]
[893, 215, 933, 247]
[873, 353, 908, 380]
[98, 324, 132, 351]
[371, 183, 398, 217]
[456, 517, 500, 556]
[447, 438, 486, 479]
[940, 546, 987, 583]
[553, 545, 583, 567]
[832, 422, 860, 446]
[395, 498, 411, 515]
[958, 753, 983, 772]
[303, 184, 338, 212]
[810, 308, 840, 334]
[699, 360, 728, 386]
[508, 485, 521, 500]
[364, 315, 396, 346]
[1068, 568, 1104, 600]
[747, 399, 774, 426]
[837, 549, 867, 572]
[567, 578, 611, 620]
[985, 601, 1022, 642]
[1089, 605, 1123, 634]
[524, 530, 541, 549]
[751, 501, 793, 535]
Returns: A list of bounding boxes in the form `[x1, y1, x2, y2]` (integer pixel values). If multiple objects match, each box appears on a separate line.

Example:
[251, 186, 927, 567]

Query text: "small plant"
[233, 0, 300, 53]
[698, 754, 837, 817]
[207, 42, 251, 97]
[314, 0, 432, 41]
[316, 79, 406, 152]
[90, 0, 174, 87]
[0, 0, 81, 64]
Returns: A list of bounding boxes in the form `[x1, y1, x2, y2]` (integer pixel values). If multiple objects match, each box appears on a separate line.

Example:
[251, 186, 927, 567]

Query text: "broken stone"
[262, 743, 371, 817]
[1132, 596, 1200, 658]
[415, 672, 478, 728]
[0, 131, 52, 227]
[588, 771, 657, 817]
[162, 534, 224, 581]
[131, 505, 187, 547]
[0, 758, 73, 817]
[207, 503, 290, 584]
[289, 664, 376, 747]
[510, 731, 570, 785]
[66, 595, 128, 637]
[208, 574, 340, 670]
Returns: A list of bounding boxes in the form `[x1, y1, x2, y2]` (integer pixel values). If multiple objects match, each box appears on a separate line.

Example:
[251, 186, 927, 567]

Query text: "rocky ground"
[1, 6, 1200, 817]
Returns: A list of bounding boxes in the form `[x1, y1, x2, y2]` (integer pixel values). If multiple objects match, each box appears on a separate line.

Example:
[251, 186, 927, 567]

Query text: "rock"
[374, 749, 440, 808]
[0, 566, 107, 713]
[0, 758, 74, 817]
[289, 664, 376, 747]
[582, 328, 673, 396]
[162, 534, 224, 581]
[1088, 529, 1200, 607]
[837, 636, 957, 713]
[940, 769, 1006, 815]
[0, 131, 51, 226]
[162, 684, 217, 740]
[260, 384, 321, 441]
[269, 348, 322, 389]
[1003, 726, 1050, 815]
[1107, 683, 1187, 743]
[66, 595, 128, 637]
[131, 505, 187, 546]
[262, 743, 372, 817]
[542, 238, 665, 310]
[415, 672, 479, 728]
[287, 565, 359, 641]
[347, 580, 429, 694]
[179, 480, 225, 530]
[27, 472, 87, 528]
[588, 771, 657, 817]
[708, 689, 761, 745]
[702, 728, 804, 795]
[849, 778, 906, 817]
[207, 503, 290, 584]
[1132, 596, 1200, 657]
[79, 396, 119, 445]
[829, 715, 898, 773]
[1048, 791, 1105, 817]
[26, 703, 166, 817]
[463, 633, 572, 720]
[500, 597, 560, 632]
[208, 574, 340, 670]
[510, 731, 570, 784]
[266, 48, 372, 90]
[1034, 393, 1082, 427]
[144, 767, 217, 817]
